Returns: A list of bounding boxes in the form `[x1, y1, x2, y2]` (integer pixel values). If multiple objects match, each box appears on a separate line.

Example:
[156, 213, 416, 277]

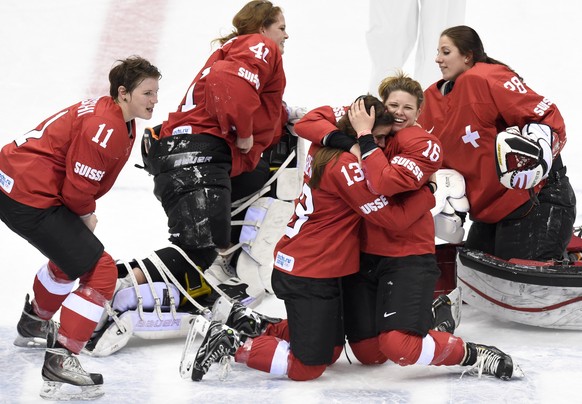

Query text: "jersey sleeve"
[61, 117, 128, 215]
[361, 127, 443, 196]
[204, 35, 284, 140]
[326, 154, 435, 231]
[294, 105, 347, 144]
[488, 69, 567, 157]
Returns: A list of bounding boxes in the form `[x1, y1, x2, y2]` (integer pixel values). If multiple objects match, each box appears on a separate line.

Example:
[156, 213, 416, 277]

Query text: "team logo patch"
[0, 169, 14, 193]
[172, 125, 192, 136]
[275, 251, 294, 272]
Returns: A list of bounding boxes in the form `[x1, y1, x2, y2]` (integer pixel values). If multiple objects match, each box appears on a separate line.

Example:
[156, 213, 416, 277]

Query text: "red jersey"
[294, 105, 346, 144]
[0, 97, 136, 216]
[362, 126, 442, 195]
[419, 62, 567, 223]
[295, 105, 438, 257]
[160, 34, 286, 177]
[273, 144, 435, 279]
[360, 126, 442, 256]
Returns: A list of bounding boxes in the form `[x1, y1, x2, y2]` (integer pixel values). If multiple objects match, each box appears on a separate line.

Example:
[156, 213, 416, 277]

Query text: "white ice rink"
[1, 1, 582, 402]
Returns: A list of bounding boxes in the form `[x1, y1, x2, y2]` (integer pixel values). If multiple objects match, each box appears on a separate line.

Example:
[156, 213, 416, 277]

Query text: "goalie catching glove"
[495, 123, 553, 190]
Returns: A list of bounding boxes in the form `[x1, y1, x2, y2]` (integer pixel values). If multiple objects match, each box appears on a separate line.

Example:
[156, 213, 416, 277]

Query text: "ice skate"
[212, 295, 281, 338]
[180, 315, 211, 379]
[197, 277, 260, 309]
[432, 286, 462, 333]
[461, 342, 524, 380]
[40, 322, 104, 400]
[191, 320, 241, 381]
[14, 293, 55, 348]
[205, 251, 237, 283]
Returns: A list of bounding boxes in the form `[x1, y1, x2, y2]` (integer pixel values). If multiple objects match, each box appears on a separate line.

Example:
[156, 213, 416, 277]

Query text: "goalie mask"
[495, 124, 552, 190]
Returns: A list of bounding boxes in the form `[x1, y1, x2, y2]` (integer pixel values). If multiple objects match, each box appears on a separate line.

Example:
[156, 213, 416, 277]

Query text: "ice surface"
[1, 1, 582, 402]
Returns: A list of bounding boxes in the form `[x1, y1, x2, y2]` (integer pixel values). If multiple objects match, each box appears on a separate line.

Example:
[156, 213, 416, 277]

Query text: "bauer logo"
[275, 251, 294, 271]
[135, 318, 181, 330]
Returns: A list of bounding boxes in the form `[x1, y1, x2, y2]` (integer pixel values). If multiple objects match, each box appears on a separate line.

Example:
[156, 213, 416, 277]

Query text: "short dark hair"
[109, 55, 162, 99]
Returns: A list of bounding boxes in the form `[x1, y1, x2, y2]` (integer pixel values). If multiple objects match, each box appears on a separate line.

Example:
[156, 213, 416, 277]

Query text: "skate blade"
[510, 363, 525, 379]
[13, 335, 47, 348]
[40, 380, 104, 401]
[217, 355, 232, 381]
[179, 316, 210, 379]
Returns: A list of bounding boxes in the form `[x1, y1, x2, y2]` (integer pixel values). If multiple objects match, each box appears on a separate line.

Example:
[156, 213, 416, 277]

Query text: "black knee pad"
[137, 246, 216, 283]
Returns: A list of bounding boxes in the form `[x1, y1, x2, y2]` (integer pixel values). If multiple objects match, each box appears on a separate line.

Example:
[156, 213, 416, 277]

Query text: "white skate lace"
[62, 355, 89, 376]
[215, 253, 237, 278]
[201, 344, 231, 372]
[460, 350, 500, 379]
[477, 351, 500, 378]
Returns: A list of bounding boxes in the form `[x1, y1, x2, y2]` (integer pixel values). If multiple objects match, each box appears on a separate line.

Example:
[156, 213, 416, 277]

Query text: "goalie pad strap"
[166, 244, 234, 304]
[147, 250, 210, 316]
[135, 258, 178, 319]
[121, 261, 146, 320]
[136, 258, 163, 319]
[231, 149, 296, 211]
[112, 283, 181, 313]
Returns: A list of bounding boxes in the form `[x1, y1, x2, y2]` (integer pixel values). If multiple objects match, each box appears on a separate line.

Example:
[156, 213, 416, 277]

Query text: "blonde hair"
[378, 70, 424, 109]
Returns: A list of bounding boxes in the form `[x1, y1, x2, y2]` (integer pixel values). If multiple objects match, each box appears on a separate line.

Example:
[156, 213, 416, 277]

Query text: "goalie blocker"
[430, 169, 470, 244]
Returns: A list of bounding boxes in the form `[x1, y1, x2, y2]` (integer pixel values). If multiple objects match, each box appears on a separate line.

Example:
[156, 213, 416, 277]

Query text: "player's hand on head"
[348, 99, 375, 137]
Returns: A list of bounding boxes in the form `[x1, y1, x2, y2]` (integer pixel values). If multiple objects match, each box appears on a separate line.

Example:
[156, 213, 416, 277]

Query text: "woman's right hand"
[348, 99, 375, 137]
[80, 213, 98, 233]
[236, 135, 253, 154]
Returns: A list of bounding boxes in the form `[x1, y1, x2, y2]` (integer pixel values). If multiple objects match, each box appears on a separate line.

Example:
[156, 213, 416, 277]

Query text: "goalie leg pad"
[83, 311, 134, 357]
[111, 283, 181, 312]
[84, 310, 197, 357]
[237, 197, 295, 294]
[132, 311, 196, 339]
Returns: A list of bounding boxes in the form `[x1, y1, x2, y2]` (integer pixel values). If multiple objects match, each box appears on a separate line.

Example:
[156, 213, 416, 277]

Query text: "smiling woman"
[419, 25, 576, 262]
[0, 56, 161, 400]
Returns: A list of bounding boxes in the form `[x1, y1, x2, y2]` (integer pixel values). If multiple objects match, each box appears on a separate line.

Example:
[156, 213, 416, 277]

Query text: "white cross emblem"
[462, 125, 480, 148]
